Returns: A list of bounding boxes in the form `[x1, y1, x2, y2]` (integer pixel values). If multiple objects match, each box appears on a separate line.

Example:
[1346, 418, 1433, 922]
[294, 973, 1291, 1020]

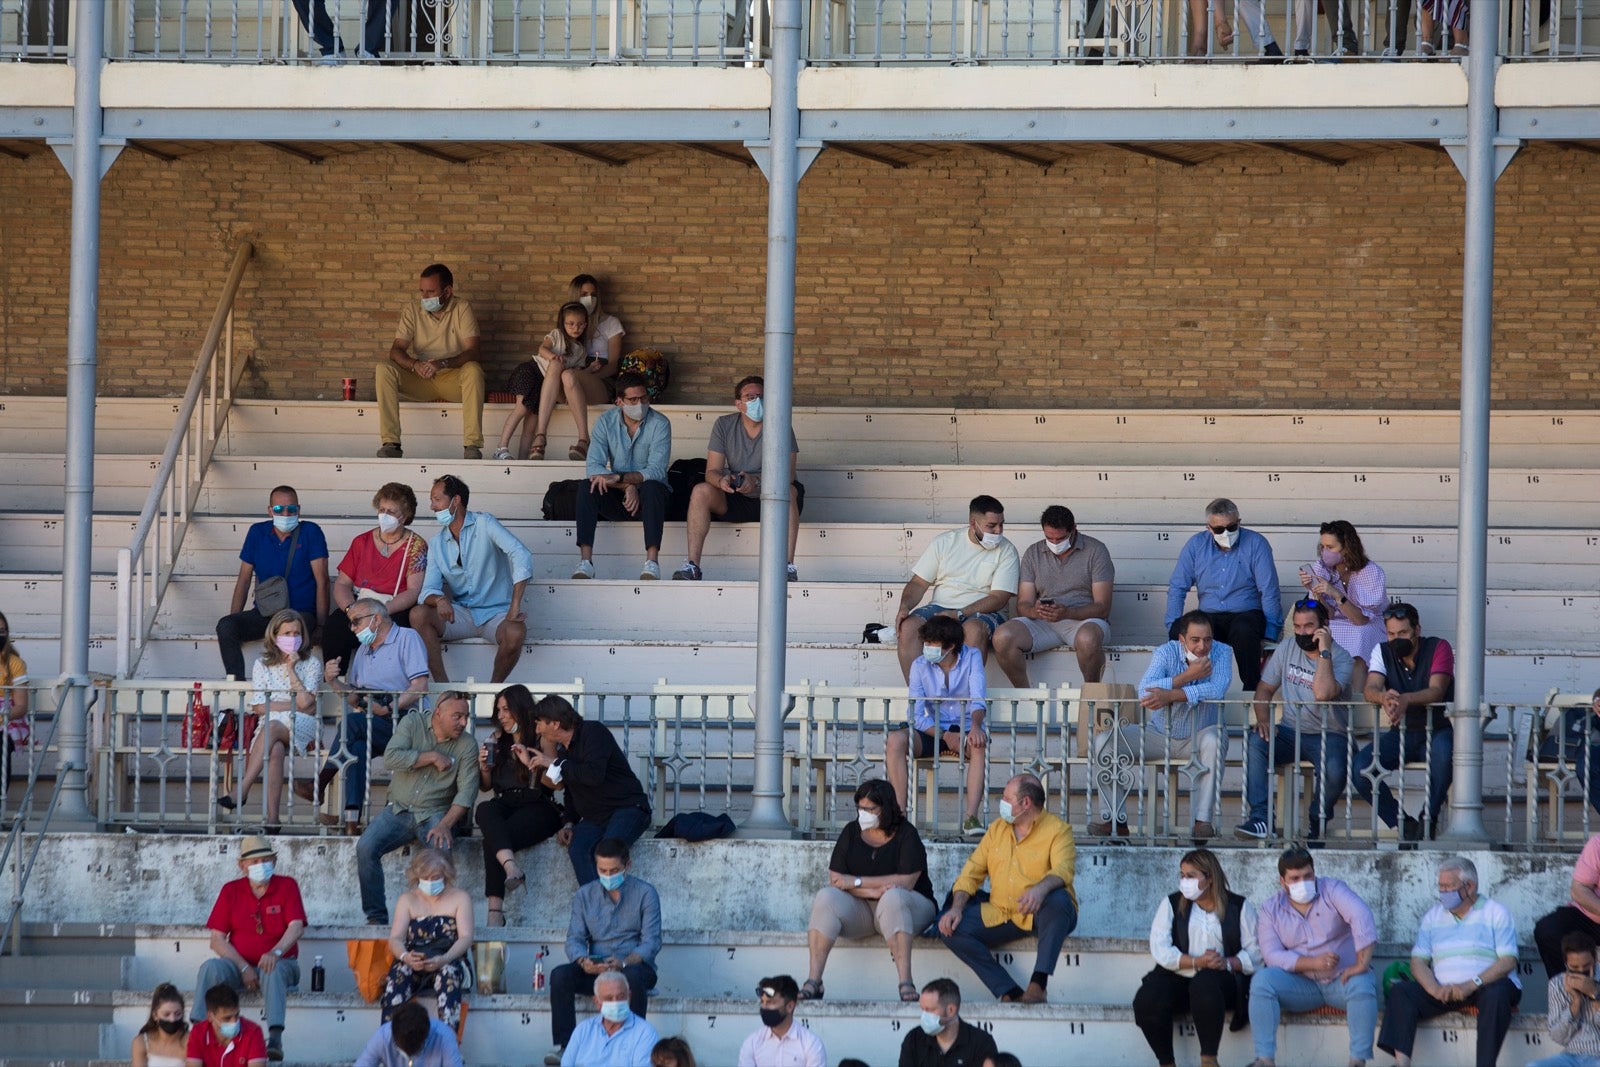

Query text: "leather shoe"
[292, 780, 314, 803]
[1021, 982, 1048, 1004]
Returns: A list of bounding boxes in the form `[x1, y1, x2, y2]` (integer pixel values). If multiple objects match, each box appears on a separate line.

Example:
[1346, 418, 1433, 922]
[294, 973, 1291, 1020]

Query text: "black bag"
[665, 458, 708, 522]
[541, 479, 587, 522]
[1537, 705, 1595, 762]
[254, 526, 301, 616]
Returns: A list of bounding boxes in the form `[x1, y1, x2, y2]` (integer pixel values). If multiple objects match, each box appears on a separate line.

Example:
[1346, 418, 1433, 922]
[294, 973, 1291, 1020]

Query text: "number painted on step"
[1563, 597, 1575, 606]
[817, 529, 827, 539]
[1013, 472, 1026, 480]
[335, 1010, 346, 1022]
[1178, 1022, 1197, 1037]
[1532, 655, 1546, 666]
[1135, 592, 1148, 601]
[1067, 1022, 1086, 1034]
[1181, 473, 1195, 482]
[521, 1012, 532, 1024]
[1352, 474, 1366, 483]
[726, 947, 736, 959]
[1529, 474, 1542, 484]
[73, 990, 92, 1005]
[1034, 416, 1047, 424]
[890, 1019, 902, 1031]
[973, 1019, 995, 1033]
[1201, 416, 1215, 426]
[418, 465, 428, 474]
[1091, 853, 1109, 866]
[42, 520, 57, 529]
[845, 472, 854, 480]
[1290, 415, 1303, 425]
[1156, 532, 1169, 541]
[1552, 417, 1565, 426]
[1378, 416, 1390, 425]
[356, 408, 365, 417]
[706, 1015, 717, 1028]
[1412, 535, 1425, 543]
[1062, 953, 1081, 966]
[1097, 472, 1108, 482]
[1441, 1030, 1460, 1043]
[634, 587, 641, 595]
[1114, 415, 1127, 424]
[1439, 473, 1451, 483]
[334, 464, 342, 473]
[864, 414, 873, 422]
[1524, 1032, 1545, 1044]
[1266, 473, 1280, 482]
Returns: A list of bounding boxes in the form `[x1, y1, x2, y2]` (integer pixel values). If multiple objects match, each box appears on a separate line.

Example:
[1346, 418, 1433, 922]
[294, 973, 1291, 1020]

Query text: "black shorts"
[717, 479, 806, 523]
[906, 727, 962, 759]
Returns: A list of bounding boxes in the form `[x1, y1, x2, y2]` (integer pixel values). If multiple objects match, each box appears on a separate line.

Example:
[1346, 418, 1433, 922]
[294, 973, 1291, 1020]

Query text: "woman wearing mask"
[477, 684, 563, 927]
[800, 778, 938, 1004]
[0, 612, 29, 779]
[130, 983, 188, 1066]
[1300, 519, 1387, 663]
[323, 483, 429, 673]
[221, 608, 322, 830]
[560, 274, 625, 460]
[381, 848, 474, 1026]
[886, 614, 989, 836]
[1133, 848, 1258, 1067]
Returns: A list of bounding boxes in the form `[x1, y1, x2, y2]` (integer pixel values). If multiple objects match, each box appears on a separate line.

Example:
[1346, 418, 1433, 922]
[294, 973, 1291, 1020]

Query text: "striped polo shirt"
[1412, 895, 1521, 988]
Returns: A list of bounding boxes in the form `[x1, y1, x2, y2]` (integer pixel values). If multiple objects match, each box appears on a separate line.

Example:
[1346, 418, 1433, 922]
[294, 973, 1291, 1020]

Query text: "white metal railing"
[114, 242, 254, 679]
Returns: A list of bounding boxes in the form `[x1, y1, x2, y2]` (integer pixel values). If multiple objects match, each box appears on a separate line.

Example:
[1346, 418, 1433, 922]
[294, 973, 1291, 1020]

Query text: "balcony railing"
[0, 0, 1590, 65]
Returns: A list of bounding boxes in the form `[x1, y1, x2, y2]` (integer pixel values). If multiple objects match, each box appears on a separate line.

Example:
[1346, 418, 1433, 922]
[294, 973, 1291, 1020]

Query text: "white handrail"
[115, 242, 254, 678]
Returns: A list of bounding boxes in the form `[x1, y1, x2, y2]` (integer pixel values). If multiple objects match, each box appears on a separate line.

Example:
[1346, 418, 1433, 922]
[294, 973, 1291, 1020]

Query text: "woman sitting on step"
[381, 848, 474, 1027]
[476, 683, 563, 928]
[130, 982, 188, 1067]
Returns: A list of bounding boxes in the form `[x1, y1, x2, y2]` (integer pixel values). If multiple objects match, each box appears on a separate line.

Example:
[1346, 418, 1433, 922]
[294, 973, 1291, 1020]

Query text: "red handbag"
[180, 683, 212, 749]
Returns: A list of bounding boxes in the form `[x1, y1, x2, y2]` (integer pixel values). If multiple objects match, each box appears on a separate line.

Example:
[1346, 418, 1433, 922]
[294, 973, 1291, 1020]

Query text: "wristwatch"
[853, 877, 862, 888]
[1472, 975, 1483, 987]
[272, 948, 285, 958]
[1318, 649, 1332, 660]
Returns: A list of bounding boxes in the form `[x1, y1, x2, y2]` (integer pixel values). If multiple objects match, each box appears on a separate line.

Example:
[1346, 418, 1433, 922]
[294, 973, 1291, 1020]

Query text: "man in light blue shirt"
[354, 1001, 463, 1067]
[1164, 497, 1281, 691]
[557, 971, 659, 1067]
[1090, 610, 1234, 840]
[412, 474, 534, 683]
[573, 372, 673, 581]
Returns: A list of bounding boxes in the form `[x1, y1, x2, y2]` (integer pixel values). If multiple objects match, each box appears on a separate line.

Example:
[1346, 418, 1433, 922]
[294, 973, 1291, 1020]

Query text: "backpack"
[618, 348, 670, 401]
[665, 458, 708, 522]
[541, 479, 586, 522]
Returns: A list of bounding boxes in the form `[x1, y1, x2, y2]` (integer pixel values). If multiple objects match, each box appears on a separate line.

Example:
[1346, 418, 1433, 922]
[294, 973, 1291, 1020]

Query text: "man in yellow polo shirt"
[375, 263, 485, 459]
[936, 773, 1078, 1003]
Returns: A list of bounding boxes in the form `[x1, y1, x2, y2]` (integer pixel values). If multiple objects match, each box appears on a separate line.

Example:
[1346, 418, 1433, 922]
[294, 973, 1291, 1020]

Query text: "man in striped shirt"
[1376, 856, 1522, 1067]
[1531, 930, 1600, 1067]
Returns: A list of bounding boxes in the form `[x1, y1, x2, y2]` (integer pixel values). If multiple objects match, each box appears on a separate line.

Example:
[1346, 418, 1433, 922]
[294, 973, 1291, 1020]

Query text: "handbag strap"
[281, 525, 301, 580]
[391, 535, 412, 598]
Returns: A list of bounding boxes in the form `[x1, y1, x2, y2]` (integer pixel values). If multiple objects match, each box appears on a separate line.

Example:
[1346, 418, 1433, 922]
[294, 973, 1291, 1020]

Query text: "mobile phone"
[1038, 597, 1056, 606]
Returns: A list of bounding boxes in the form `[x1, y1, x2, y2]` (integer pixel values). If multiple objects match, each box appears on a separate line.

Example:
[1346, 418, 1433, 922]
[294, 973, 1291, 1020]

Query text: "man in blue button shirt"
[1164, 497, 1281, 691]
[556, 970, 659, 1067]
[215, 485, 329, 681]
[571, 373, 673, 582]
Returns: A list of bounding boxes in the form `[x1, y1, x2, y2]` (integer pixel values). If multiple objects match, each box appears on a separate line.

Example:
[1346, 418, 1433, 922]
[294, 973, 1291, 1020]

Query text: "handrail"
[115, 242, 254, 678]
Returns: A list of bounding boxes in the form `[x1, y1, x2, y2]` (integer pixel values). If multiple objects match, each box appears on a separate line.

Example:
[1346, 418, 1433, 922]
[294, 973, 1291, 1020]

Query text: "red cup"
[342, 377, 356, 401]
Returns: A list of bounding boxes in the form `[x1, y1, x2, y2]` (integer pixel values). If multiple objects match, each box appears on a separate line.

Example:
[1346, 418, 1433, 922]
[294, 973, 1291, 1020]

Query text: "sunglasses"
[1207, 520, 1241, 533]
[270, 504, 301, 515]
[252, 910, 264, 935]
[1292, 597, 1321, 613]
[1382, 605, 1414, 620]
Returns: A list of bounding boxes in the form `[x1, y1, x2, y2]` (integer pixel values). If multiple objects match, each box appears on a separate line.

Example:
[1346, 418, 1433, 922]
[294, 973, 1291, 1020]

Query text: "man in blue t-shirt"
[215, 485, 329, 681]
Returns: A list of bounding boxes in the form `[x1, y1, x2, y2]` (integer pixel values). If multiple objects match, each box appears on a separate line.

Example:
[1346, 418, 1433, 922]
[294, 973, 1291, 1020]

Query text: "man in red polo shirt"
[189, 836, 307, 1063]
[187, 982, 268, 1067]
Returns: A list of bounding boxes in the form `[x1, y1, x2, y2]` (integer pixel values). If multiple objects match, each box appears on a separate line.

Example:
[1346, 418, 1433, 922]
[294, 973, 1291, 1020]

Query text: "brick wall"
[0, 140, 1595, 407]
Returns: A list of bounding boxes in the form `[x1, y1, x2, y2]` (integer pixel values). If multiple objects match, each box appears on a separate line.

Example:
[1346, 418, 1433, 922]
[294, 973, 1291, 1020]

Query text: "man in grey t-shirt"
[1235, 597, 1361, 841]
[672, 374, 802, 582]
[992, 505, 1114, 686]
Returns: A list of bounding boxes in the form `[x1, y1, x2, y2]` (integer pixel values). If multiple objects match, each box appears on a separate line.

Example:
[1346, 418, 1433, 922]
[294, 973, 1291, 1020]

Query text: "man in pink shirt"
[1536, 833, 1600, 980]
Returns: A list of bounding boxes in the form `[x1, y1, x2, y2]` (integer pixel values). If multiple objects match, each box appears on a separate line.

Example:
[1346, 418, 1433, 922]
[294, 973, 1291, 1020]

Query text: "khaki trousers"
[374, 359, 485, 448]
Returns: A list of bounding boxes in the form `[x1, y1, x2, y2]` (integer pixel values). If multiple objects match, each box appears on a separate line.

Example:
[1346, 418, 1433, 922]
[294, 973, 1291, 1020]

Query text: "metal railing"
[115, 242, 254, 679]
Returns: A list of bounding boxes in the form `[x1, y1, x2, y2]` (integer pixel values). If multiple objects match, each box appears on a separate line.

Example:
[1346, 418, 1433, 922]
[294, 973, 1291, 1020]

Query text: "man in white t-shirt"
[892, 495, 1020, 681]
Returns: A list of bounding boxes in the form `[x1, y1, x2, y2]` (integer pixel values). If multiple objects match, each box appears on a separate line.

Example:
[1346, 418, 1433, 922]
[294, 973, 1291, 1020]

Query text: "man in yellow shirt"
[375, 263, 485, 459]
[936, 773, 1078, 1003]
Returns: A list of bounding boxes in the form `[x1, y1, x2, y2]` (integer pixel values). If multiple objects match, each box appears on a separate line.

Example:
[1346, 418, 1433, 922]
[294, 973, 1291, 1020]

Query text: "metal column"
[744, 0, 804, 835]
[55, 0, 108, 823]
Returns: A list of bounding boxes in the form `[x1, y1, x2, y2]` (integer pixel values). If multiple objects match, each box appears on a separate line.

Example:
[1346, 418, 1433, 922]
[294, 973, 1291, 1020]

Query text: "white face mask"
[979, 531, 1004, 550]
[857, 808, 880, 831]
[1045, 536, 1072, 555]
[919, 1010, 944, 1035]
[1184, 649, 1203, 663]
[998, 799, 1017, 824]
[621, 402, 646, 421]
[921, 644, 945, 663]
[246, 861, 274, 883]
[578, 294, 597, 312]
[1179, 877, 1204, 901]
[1288, 879, 1318, 905]
[376, 512, 402, 534]
[419, 878, 445, 897]
[1212, 528, 1239, 549]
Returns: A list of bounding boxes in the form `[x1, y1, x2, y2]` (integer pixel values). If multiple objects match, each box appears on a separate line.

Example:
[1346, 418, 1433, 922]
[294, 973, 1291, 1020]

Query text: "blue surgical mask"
[356, 624, 378, 647]
[420, 296, 443, 313]
[599, 1000, 630, 1023]
[434, 507, 454, 526]
[921, 644, 945, 663]
[919, 1009, 944, 1035]
[272, 514, 299, 534]
[419, 878, 445, 897]
[998, 800, 1016, 824]
[598, 871, 627, 892]
[1439, 888, 1464, 911]
[744, 397, 764, 423]
[217, 1019, 241, 1039]
[246, 861, 274, 884]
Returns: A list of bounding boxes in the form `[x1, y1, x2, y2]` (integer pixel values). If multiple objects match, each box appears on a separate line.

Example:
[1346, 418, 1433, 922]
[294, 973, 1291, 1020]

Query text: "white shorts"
[1015, 615, 1110, 653]
[439, 604, 508, 643]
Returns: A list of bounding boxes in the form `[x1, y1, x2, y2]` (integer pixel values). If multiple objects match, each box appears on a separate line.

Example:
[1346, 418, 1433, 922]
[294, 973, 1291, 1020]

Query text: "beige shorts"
[1016, 615, 1110, 652]
[438, 604, 508, 643]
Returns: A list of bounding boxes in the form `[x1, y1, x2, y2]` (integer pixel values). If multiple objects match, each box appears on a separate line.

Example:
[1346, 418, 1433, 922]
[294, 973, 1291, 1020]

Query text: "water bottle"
[533, 949, 546, 991]
[310, 955, 325, 993]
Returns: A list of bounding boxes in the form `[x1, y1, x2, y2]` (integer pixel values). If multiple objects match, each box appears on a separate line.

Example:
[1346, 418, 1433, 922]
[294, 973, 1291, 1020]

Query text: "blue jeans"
[191, 956, 300, 1029]
[289, 0, 401, 56]
[357, 804, 453, 924]
[323, 708, 396, 817]
[1531, 1054, 1600, 1067]
[567, 806, 653, 886]
[938, 889, 1078, 998]
[1351, 726, 1453, 829]
[1245, 725, 1348, 827]
[1249, 965, 1377, 1061]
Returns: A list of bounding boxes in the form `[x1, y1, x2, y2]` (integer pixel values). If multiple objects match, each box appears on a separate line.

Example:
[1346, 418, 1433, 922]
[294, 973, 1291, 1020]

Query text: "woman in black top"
[476, 684, 562, 926]
[518, 694, 652, 886]
[800, 778, 937, 1003]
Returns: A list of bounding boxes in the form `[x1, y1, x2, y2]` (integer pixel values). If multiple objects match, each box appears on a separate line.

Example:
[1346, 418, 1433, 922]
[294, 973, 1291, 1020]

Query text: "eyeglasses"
[252, 910, 264, 935]
[348, 614, 374, 627]
[1206, 520, 1241, 533]
[270, 504, 301, 515]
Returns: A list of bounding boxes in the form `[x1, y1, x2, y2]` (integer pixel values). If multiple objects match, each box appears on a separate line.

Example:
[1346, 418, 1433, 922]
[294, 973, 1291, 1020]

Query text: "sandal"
[529, 434, 546, 461]
[216, 795, 236, 811]
[568, 438, 589, 461]
[798, 978, 824, 1001]
[503, 861, 526, 895]
[898, 981, 919, 1002]
[486, 906, 505, 929]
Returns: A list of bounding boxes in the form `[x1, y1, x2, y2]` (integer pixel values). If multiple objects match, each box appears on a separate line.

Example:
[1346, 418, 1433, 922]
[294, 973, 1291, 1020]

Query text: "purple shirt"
[1256, 876, 1377, 978]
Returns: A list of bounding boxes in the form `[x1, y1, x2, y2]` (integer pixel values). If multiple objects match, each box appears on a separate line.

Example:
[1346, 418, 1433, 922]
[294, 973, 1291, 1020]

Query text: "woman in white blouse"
[1300, 519, 1387, 663]
[220, 609, 323, 830]
[1132, 848, 1259, 1067]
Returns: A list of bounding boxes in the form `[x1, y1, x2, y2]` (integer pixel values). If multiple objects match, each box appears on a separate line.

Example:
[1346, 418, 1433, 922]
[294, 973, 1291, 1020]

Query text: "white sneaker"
[571, 559, 595, 579]
[544, 1048, 564, 1067]
[786, 563, 799, 581]
[492, 447, 513, 461]
[639, 560, 660, 580]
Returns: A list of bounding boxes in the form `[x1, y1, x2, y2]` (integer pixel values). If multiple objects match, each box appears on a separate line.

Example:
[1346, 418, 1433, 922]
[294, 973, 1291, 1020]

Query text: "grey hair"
[1439, 856, 1478, 888]
[1205, 498, 1239, 519]
[594, 970, 630, 997]
[353, 596, 389, 622]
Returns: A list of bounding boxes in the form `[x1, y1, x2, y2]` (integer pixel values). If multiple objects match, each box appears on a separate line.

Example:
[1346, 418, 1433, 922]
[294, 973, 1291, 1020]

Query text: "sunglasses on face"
[1207, 520, 1241, 533]
[270, 504, 301, 515]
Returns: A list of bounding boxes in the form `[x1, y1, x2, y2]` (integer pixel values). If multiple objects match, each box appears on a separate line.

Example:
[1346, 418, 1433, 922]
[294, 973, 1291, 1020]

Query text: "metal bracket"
[1441, 137, 1522, 183]
[47, 137, 126, 181]
[745, 139, 824, 183]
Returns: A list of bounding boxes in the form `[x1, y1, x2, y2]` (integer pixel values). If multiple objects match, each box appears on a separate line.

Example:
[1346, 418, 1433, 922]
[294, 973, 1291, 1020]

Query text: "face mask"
[1179, 877, 1204, 901]
[419, 878, 445, 897]
[919, 1010, 945, 1035]
[506, 722, 518, 734]
[217, 1020, 241, 1039]
[600, 1000, 630, 1023]
[0, 632, 9, 647]
[1389, 637, 1415, 659]
[578, 294, 597, 312]
[744, 397, 764, 423]
[598, 871, 627, 892]
[274, 635, 302, 655]
[621, 402, 646, 421]
[1288, 879, 1318, 905]
[1294, 633, 1318, 652]
[1046, 537, 1072, 555]
[272, 514, 299, 534]
[921, 644, 945, 663]
[1212, 529, 1239, 549]
[157, 1019, 185, 1035]
[759, 1007, 787, 1028]
[420, 296, 443, 313]
[999, 799, 1017, 824]
[1319, 548, 1343, 567]
[1184, 649, 1203, 664]
[246, 861, 274, 883]
[857, 809, 880, 831]
[356, 624, 378, 647]
[377, 512, 402, 534]
[1439, 888, 1463, 911]
[979, 531, 1004, 550]
[434, 506, 455, 527]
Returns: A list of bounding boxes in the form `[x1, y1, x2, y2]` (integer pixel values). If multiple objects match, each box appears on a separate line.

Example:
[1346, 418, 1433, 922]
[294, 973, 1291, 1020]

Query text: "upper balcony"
[1, 1, 1596, 145]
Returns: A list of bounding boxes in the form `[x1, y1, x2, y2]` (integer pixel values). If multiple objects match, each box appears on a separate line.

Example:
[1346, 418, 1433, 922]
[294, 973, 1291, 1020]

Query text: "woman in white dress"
[220, 609, 322, 830]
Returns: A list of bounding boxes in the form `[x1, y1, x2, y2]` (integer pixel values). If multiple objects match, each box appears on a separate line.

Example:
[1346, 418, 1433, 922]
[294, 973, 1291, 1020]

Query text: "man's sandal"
[798, 978, 824, 1000]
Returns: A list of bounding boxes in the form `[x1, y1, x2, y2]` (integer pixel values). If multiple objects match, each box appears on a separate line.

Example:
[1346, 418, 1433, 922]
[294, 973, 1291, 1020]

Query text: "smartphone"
[1038, 597, 1056, 606]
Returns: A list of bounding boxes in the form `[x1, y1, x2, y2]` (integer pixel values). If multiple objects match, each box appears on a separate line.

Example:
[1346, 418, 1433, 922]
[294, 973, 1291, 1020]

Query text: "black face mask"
[760, 1007, 788, 1028]
[1389, 638, 1416, 659]
[0, 632, 9, 647]
[156, 1019, 186, 1035]
[1294, 633, 1318, 652]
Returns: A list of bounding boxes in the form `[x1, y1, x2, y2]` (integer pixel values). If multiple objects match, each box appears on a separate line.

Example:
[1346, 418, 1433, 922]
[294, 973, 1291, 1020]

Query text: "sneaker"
[492, 446, 513, 461]
[1234, 818, 1271, 840]
[1192, 820, 1217, 841]
[1401, 814, 1426, 842]
[375, 443, 403, 458]
[961, 816, 985, 837]
[786, 562, 799, 581]
[544, 1047, 564, 1067]
[1087, 819, 1131, 838]
[672, 560, 702, 581]
[639, 560, 660, 581]
[1449, 43, 1469, 57]
[266, 1034, 284, 1063]
[1418, 40, 1437, 56]
[463, 446, 483, 460]
[571, 559, 595, 579]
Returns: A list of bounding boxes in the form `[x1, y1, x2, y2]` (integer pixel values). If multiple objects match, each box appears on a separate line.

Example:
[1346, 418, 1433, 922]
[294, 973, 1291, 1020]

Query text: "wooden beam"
[1111, 142, 1197, 167]
[263, 142, 326, 164]
[127, 141, 178, 163]
[543, 142, 627, 167]
[395, 141, 467, 164]
[977, 143, 1054, 168]
[679, 142, 755, 167]
[1405, 140, 1450, 155]
[1260, 141, 1346, 167]
[823, 142, 907, 169]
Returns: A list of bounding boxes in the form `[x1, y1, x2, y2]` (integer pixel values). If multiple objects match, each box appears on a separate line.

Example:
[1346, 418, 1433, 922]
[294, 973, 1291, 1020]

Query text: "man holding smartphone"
[993, 505, 1115, 687]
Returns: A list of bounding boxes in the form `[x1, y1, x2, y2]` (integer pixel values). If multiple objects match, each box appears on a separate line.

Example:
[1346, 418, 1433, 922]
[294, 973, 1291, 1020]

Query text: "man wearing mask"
[374, 263, 485, 460]
[1234, 598, 1359, 841]
[411, 475, 533, 684]
[1165, 497, 1281, 691]
[543, 839, 662, 1066]
[937, 774, 1078, 1003]
[992, 504, 1115, 688]
[898, 978, 998, 1067]
[1249, 847, 1378, 1067]
[1377, 856, 1521, 1067]
[738, 975, 827, 1067]
[1350, 602, 1455, 842]
[189, 836, 306, 1063]
[551, 971, 657, 1067]
[572, 373, 673, 581]
[674, 374, 803, 582]
[187, 983, 267, 1067]
[215, 485, 329, 683]
[893, 495, 1020, 682]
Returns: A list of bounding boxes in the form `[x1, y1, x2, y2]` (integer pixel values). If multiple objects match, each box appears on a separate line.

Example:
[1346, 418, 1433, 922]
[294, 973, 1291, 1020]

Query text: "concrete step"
[0, 1017, 109, 1057]
[0, 954, 131, 989]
